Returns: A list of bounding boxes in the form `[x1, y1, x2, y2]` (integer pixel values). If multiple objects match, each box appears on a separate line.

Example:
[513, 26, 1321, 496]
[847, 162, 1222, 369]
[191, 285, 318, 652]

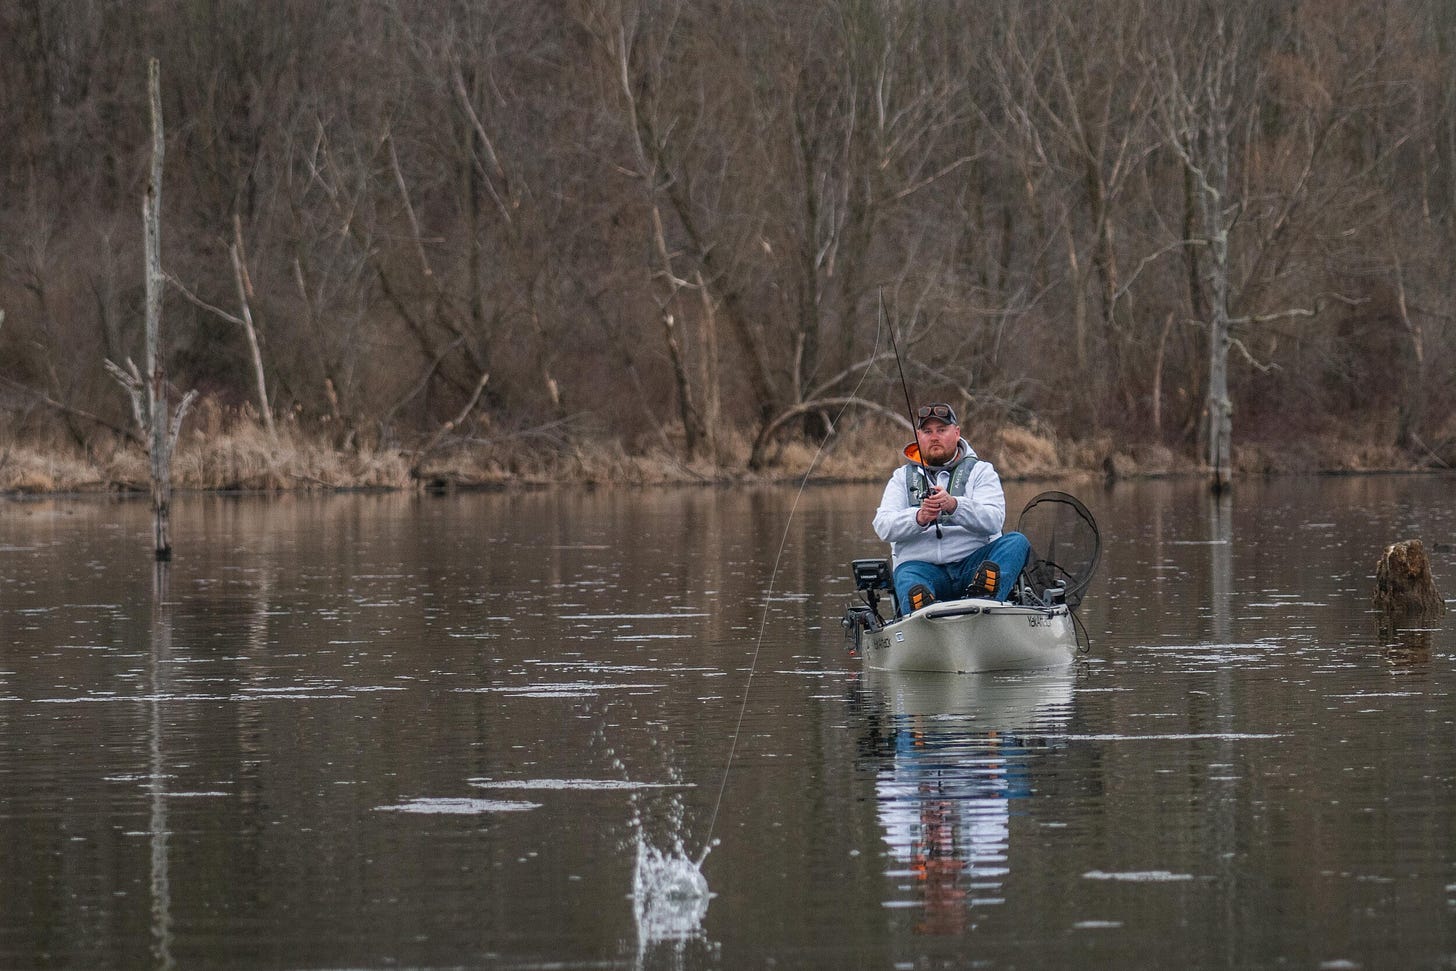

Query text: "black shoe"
[907, 584, 935, 612]
[966, 562, 1000, 598]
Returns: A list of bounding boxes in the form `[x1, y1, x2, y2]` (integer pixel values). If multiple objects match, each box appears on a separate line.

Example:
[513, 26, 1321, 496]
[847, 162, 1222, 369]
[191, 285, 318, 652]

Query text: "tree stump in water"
[1373, 539, 1445, 616]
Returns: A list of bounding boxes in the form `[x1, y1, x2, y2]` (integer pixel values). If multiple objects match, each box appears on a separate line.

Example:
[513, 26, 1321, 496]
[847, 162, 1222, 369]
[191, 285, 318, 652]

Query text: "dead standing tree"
[1154, 10, 1245, 492]
[107, 59, 196, 560]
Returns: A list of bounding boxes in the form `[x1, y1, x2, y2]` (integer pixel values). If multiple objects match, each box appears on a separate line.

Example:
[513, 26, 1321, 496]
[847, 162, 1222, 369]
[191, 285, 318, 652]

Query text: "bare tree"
[2, 1, 1454, 482]
[577, 2, 720, 457]
[990, 0, 1159, 388]
[163, 215, 276, 441]
[106, 59, 195, 559]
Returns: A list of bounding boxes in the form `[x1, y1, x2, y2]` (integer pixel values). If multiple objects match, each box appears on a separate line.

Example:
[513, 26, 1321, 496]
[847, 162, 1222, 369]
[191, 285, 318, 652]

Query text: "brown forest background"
[3, 0, 1455, 491]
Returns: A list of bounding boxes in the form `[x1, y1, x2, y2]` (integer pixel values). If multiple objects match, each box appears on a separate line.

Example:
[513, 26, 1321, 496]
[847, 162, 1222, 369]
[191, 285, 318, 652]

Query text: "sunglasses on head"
[916, 404, 955, 421]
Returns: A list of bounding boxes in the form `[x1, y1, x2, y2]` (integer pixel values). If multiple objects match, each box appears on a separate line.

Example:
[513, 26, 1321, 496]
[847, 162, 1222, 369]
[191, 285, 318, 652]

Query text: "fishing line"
[701, 302, 886, 852]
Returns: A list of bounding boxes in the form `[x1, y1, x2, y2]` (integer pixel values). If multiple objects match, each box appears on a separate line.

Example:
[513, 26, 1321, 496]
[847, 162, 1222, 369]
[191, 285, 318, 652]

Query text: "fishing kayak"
[842, 491, 1099, 675]
[850, 595, 1076, 674]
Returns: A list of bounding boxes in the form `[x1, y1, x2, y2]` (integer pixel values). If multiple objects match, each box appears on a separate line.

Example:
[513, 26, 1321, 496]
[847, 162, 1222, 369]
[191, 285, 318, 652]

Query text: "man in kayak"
[872, 402, 1030, 615]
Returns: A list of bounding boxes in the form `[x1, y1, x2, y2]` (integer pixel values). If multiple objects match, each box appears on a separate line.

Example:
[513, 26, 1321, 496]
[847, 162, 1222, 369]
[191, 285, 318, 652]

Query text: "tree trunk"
[1204, 295, 1233, 490]
[1064, 222, 1088, 369]
[1206, 257, 1233, 492]
[1152, 312, 1174, 437]
[230, 215, 275, 441]
[1373, 539, 1445, 616]
[144, 59, 174, 560]
[662, 309, 705, 455]
[1199, 78, 1234, 492]
[1391, 249, 1425, 452]
[695, 272, 721, 462]
[114, 59, 197, 559]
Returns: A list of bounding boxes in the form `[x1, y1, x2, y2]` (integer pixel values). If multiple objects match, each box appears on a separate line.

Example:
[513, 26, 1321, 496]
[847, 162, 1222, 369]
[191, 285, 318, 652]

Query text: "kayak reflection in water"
[878, 721, 1026, 934]
[861, 669, 1074, 934]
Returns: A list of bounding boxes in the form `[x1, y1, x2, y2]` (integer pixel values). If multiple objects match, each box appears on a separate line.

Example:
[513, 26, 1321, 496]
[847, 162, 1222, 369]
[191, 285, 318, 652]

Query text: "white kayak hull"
[856, 597, 1076, 674]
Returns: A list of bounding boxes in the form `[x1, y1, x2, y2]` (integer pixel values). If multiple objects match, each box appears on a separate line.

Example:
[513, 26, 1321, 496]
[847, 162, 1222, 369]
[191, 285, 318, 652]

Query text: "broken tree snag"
[133, 58, 195, 560]
[1373, 539, 1446, 616]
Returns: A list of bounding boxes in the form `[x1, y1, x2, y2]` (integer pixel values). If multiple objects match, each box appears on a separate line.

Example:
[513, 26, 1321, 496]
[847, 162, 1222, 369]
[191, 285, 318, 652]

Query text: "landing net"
[1016, 491, 1101, 608]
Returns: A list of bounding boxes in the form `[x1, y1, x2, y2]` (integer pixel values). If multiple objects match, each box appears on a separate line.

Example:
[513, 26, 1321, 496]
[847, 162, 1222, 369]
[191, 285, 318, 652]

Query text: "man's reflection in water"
[859, 671, 1073, 935]
[878, 726, 1023, 934]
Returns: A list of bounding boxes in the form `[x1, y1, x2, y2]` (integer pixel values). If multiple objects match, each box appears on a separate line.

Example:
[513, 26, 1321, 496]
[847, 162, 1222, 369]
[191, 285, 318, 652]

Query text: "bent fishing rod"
[881, 288, 942, 539]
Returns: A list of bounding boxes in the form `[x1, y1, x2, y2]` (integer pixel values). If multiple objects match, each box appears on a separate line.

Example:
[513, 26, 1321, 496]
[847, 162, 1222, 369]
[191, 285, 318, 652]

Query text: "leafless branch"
[410, 368, 491, 476]
[168, 389, 199, 452]
[1229, 337, 1279, 373]
[11, 371, 141, 445]
[1113, 238, 1207, 303]
[756, 396, 918, 450]
[385, 130, 434, 278]
[165, 272, 244, 327]
[450, 64, 514, 226]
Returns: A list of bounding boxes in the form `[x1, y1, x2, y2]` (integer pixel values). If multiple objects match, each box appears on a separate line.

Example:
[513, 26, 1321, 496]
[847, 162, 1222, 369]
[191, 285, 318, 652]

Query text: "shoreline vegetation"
[3, 403, 1448, 498]
[7, 8, 1456, 506]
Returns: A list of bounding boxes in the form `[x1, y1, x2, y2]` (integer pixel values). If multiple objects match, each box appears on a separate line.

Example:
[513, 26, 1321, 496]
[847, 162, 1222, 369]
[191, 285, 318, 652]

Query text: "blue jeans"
[892, 532, 1032, 615]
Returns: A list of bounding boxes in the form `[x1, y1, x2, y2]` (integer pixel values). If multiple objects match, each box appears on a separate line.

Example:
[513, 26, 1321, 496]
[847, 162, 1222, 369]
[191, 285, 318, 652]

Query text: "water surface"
[3, 476, 1455, 968]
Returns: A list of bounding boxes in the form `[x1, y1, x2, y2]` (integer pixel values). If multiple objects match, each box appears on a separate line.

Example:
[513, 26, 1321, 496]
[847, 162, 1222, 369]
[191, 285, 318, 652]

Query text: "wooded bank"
[0, 406, 1440, 496]
[3, 2, 1456, 486]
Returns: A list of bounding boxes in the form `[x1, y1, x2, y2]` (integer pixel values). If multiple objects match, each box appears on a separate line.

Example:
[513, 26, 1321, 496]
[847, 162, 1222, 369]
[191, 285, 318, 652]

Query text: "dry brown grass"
[983, 425, 1062, 478]
[175, 428, 411, 491]
[1, 397, 1441, 496]
[1235, 429, 1414, 475]
[0, 445, 107, 493]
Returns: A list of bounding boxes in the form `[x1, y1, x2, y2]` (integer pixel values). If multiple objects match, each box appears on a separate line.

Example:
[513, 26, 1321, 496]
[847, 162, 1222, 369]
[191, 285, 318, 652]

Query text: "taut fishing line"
[701, 300, 887, 852]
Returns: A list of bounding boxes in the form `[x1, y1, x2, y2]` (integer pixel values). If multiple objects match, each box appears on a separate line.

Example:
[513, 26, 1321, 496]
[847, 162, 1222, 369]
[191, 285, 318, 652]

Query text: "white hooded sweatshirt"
[872, 438, 1006, 568]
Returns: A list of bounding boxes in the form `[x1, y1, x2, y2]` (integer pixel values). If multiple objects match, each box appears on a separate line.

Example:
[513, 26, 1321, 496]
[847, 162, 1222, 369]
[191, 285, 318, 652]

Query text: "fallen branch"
[1406, 431, 1453, 470]
[749, 395, 913, 469]
[409, 368, 490, 479]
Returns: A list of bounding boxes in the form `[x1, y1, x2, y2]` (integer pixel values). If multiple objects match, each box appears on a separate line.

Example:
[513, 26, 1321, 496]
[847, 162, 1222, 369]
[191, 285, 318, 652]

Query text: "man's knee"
[995, 531, 1031, 567]
[893, 561, 939, 612]
[979, 533, 1031, 600]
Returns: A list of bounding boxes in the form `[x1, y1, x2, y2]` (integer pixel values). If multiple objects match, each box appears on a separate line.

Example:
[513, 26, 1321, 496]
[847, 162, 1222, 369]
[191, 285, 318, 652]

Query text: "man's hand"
[916, 487, 958, 526]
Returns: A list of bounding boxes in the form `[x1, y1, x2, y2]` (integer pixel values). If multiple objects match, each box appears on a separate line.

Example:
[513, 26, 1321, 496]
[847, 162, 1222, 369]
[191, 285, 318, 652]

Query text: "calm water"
[3, 476, 1455, 970]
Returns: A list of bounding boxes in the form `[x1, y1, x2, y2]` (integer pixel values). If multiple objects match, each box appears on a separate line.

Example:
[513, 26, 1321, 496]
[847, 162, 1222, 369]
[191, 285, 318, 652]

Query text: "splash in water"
[634, 836, 711, 923]
[632, 838, 713, 943]
[629, 795, 715, 949]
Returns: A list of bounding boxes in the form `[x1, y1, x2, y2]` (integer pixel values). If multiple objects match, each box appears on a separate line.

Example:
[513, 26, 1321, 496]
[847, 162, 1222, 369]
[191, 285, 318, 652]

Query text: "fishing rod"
[881, 288, 941, 539]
